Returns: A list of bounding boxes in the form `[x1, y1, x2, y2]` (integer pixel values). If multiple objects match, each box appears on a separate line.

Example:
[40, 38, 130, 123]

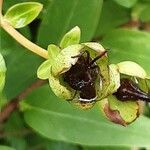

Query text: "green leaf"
[37, 0, 103, 48]
[60, 26, 81, 49]
[23, 85, 150, 146]
[4, 2, 43, 28]
[113, 0, 137, 8]
[94, 0, 130, 37]
[0, 53, 6, 92]
[102, 29, 150, 76]
[0, 146, 15, 150]
[37, 60, 51, 80]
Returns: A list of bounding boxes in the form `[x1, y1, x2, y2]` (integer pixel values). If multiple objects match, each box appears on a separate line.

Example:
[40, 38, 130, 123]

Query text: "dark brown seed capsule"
[114, 78, 150, 102]
[63, 50, 107, 102]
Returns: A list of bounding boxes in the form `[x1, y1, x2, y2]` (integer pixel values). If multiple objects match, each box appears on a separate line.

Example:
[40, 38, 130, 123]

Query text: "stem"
[0, 0, 3, 15]
[1, 19, 48, 59]
[0, 80, 47, 123]
[0, 0, 48, 58]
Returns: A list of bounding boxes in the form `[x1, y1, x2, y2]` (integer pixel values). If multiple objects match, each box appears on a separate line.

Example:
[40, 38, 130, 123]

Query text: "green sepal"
[98, 95, 139, 126]
[60, 26, 81, 49]
[117, 61, 147, 79]
[137, 78, 149, 93]
[97, 56, 110, 99]
[4, 2, 43, 28]
[37, 60, 51, 80]
[109, 64, 120, 93]
[51, 44, 84, 76]
[108, 95, 139, 125]
[98, 64, 120, 100]
[82, 42, 105, 53]
[49, 68, 74, 100]
[80, 42, 110, 100]
[37, 44, 61, 80]
[102, 64, 120, 97]
[48, 44, 61, 62]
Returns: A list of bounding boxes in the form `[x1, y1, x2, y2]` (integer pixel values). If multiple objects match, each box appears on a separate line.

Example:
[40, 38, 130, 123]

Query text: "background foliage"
[1, 0, 150, 150]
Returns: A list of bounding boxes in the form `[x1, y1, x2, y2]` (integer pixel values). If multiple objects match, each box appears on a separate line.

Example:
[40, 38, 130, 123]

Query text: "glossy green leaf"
[102, 29, 150, 76]
[60, 26, 81, 49]
[0, 146, 15, 150]
[113, 0, 137, 8]
[37, 0, 103, 48]
[23, 85, 150, 146]
[0, 53, 6, 92]
[95, 0, 130, 37]
[4, 2, 43, 28]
